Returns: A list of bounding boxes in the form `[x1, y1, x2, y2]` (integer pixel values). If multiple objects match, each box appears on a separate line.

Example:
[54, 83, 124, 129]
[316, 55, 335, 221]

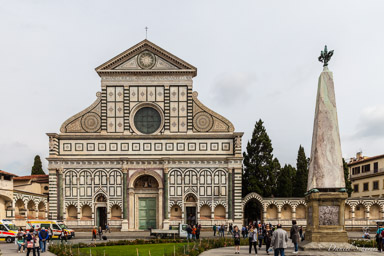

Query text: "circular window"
[134, 107, 161, 134]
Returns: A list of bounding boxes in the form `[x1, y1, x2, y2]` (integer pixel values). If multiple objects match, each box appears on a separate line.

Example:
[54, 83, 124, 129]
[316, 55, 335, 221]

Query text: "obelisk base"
[299, 192, 352, 251]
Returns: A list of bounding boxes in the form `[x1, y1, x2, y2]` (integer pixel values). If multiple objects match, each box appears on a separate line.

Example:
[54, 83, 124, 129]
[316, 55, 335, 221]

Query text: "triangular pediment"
[95, 40, 197, 77]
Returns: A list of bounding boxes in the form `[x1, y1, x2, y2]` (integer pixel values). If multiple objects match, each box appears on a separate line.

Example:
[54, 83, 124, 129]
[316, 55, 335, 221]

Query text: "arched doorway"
[184, 194, 197, 226]
[133, 174, 160, 230]
[242, 193, 264, 226]
[95, 194, 107, 229]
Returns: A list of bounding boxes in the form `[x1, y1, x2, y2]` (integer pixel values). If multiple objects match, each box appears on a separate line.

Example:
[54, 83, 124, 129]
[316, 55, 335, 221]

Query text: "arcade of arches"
[242, 192, 384, 227]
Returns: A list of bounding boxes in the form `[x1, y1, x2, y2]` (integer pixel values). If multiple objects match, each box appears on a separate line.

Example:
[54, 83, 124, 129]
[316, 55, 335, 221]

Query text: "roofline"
[348, 154, 384, 166]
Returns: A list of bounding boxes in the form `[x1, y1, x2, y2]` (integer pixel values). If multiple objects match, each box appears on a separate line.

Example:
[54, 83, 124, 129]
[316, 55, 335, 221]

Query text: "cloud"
[355, 105, 384, 138]
[209, 72, 257, 106]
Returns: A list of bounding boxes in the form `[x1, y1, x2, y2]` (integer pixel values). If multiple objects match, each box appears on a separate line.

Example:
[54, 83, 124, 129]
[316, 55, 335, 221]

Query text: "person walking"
[60, 229, 68, 244]
[98, 226, 103, 240]
[264, 224, 272, 255]
[221, 224, 225, 237]
[38, 227, 49, 253]
[248, 227, 258, 255]
[377, 224, 384, 252]
[33, 233, 41, 256]
[299, 226, 303, 241]
[47, 227, 53, 245]
[233, 225, 241, 254]
[213, 224, 217, 237]
[271, 224, 288, 256]
[290, 220, 300, 254]
[257, 225, 264, 249]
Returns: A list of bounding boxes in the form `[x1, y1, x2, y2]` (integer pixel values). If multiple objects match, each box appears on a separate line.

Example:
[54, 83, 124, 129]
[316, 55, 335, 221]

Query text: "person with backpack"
[60, 229, 68, 244]
[248, 227, 258, 255]
[233, 225, 241, 254]
[38, 227, 49, 253]
[377, 224, 384, 252]
[98, 226, 103, 240]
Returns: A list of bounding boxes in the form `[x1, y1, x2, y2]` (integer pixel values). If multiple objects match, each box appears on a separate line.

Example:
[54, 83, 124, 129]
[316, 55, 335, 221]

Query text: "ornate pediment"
[95, 40, 197, 77]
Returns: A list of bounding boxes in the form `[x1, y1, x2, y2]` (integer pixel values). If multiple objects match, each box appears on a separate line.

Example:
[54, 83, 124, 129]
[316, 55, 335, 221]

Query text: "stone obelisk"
[300, 46, 350, 250]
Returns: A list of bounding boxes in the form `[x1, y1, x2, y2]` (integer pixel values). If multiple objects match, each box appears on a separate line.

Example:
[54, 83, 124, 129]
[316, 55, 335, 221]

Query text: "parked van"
[0, 219, 17, 243]
[26, 220, 75, 239]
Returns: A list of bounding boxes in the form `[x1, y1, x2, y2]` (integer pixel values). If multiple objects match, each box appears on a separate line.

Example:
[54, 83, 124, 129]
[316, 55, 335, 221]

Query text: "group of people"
[16, 227, 51, 255]
[186, 224, 201, 240]
[232, 220, 302, 255]
[212, 224, 229, 237]
[91, 223, 111, 241]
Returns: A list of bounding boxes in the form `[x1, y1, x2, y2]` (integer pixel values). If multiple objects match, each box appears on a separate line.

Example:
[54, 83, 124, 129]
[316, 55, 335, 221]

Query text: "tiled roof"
[348, 154, 384, 166]
[0, 170, 18, 177]
[13, 175, 48, 181]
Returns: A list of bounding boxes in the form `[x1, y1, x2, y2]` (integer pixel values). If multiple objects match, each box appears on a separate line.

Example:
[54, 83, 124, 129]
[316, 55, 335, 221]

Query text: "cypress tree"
[276, 164, 296, 197]
[293, 145, 309, 197]
[242, 119, 277, 197]
[31, 155, 45, 175]
[343, 158, 352, 197]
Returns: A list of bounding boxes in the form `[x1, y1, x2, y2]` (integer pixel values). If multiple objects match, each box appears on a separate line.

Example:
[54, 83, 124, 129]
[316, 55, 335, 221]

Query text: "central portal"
[186, 207, 196, 226]
[96, 207, 107, 229]
[138, 198, 156, 230]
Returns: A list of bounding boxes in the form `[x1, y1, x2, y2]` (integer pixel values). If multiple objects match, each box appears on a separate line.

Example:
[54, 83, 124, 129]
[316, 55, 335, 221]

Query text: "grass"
[79, 242, 188, 256]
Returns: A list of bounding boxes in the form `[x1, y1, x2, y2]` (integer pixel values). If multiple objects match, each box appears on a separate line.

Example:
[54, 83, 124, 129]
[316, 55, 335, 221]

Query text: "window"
[134, 107, 161, 134]
[352, 166, 361, 175]
[362, 164, 370, 173]
[52, 224, 60, 230]
[363, 182, 369, 191]
[374, 162, 379, 173]
[373, 181, 379, 190]
[353, 184, 359, 193]
[0, 225, 6, 231]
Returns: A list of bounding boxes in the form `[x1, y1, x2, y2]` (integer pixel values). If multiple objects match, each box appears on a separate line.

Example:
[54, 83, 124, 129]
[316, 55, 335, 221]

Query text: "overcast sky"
[1, 0, 384, 176]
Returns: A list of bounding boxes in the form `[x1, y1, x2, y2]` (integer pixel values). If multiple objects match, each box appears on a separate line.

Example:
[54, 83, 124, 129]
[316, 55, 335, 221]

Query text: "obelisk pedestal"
[300, 48, 352, 250]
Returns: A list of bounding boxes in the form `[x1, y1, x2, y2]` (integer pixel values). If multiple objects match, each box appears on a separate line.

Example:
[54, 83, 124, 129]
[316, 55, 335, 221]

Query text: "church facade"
[46, 40, 244, 231]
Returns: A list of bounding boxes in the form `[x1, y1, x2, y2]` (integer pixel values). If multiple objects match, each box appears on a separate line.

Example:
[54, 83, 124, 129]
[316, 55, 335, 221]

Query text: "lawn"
[79, 242, 188, 256]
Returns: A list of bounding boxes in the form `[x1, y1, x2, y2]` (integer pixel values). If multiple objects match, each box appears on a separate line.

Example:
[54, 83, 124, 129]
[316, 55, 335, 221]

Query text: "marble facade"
[47, 40, 243, 231]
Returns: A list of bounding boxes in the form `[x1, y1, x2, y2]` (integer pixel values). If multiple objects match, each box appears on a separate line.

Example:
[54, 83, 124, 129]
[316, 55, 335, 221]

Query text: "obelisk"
[300, 46, 350, 251]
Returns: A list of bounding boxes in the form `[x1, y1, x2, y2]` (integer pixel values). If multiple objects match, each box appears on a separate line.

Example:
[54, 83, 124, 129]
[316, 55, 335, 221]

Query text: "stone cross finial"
[145, 26, 148, 39]
[318, 45, 334, 67]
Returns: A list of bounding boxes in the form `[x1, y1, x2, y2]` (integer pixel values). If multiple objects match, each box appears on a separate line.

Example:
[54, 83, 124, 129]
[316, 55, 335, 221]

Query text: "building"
[348, 152, 384, 198]
[0, 171, 49, 226]
[46, 40, 244, 231]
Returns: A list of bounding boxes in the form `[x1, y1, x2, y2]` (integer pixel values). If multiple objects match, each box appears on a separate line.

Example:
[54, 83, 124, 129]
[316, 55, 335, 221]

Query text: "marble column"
[121, 168, 128, 231]
[58, 168, 64, 220]
[228, 171, 233, 220]
[163, 169, 170, 230]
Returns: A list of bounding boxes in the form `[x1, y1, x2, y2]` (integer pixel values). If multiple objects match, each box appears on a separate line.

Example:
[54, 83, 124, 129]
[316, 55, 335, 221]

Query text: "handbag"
[27, 241, 33, 248]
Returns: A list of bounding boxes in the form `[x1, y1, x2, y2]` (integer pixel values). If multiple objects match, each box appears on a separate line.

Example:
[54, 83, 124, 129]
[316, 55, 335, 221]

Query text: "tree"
[293, 145, 309, 197]
[276, 164, 296, 197]
[31, 155, 45, 175]
[242, 119, 278, 197]
[343, 158, 353, 197]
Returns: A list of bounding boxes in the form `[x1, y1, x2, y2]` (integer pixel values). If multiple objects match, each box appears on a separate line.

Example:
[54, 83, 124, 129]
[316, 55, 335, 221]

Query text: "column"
[48, 168, 58, 220]
[228, 170, 233, 220]
[128, 189, 135, 230]
[58, 168, 64, 220]
[121, 168, 129, 231]
[163, 169, 170, 229]
[233, 167, 243, 226]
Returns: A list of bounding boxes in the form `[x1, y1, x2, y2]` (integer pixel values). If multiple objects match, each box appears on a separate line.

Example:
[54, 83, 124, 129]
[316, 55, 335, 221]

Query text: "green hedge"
[49, 237, 249, 256]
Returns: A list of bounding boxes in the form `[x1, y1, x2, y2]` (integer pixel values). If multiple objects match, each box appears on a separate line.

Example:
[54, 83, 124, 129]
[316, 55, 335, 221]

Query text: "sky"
[1, 0, 384, 176]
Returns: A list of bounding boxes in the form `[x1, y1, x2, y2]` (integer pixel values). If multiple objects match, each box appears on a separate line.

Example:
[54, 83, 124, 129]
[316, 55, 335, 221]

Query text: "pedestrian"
[229, 223, 233, 235]
[248, 227, 258, 255]
[196, 225, 201, 240]
[264, 224, 272, 255]
[98, 226, 103, 240]
[233, 225, 241, 254]
[34, 233, 41, 256]
[26, 231, 34, 256]
[47, 227, 53, 245]
[290, 220, 300, 254]
[192, 225, 197, 240]
[271, 224, 288, 256]
[299, 226, 303, 241]
[38, 227, 49, 253]
[186, 225, 192, 240]
[92, 226, 97, 241]
[106, 222, 111, 233]
[16, 230, 25, 253]
[257, 225, 264, 249]
[241, 226, 246, 238]
[377, 224, 384, 252]
[213, 224, 217, 237]
[60, 229, 68, 244]
[221, 224, 225, 237]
